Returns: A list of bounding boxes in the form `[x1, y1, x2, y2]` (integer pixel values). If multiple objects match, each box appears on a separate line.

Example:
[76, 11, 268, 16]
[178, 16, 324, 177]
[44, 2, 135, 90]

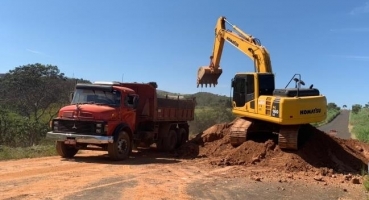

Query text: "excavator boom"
[197, 16, 272, 87]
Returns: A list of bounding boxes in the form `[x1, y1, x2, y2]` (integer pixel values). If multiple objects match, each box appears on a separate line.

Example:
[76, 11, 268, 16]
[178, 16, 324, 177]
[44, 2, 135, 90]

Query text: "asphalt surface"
[318, 109, 351, 139]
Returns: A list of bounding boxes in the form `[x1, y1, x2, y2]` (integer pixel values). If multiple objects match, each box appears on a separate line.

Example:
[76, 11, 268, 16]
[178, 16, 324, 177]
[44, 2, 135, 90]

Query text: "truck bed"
[120, 82, 196, 122]
[156, 97, 195, 121]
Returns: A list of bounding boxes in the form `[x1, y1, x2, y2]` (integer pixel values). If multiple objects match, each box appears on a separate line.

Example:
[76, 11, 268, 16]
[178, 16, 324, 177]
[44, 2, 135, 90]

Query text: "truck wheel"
[176, 128, 188, 148]
[163, 129, 177, 151]
[56, 141, 79, 158]
[108, 131, 132, 161]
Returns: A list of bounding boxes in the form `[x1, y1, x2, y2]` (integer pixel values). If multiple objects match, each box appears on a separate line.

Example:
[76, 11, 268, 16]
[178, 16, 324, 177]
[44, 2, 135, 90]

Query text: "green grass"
[350, 108, 369, 193]
[350, 108, 369, 142]
[363, 175, 369, 192]
[0, 144, 58, 161]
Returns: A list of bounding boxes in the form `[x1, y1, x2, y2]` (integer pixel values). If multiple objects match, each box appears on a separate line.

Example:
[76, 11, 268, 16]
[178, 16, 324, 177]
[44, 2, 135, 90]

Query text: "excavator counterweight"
[197, 66, 222, 87]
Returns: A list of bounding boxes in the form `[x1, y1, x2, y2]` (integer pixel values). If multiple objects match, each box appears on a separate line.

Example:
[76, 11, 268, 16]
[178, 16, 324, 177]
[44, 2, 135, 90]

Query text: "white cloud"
[26, 49, 52, 58]
[330, 27, 369, 32]
[331, 55, 369, 61]
[350, 2, 369, 15]
[26, 49, 45, 55]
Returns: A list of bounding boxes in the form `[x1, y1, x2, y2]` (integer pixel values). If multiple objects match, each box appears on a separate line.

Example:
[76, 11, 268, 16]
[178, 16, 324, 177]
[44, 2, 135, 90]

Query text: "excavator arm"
[197, 16, 273, 87]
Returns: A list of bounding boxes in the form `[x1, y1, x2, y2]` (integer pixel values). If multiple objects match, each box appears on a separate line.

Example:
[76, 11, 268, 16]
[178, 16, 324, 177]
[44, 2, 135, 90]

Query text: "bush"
[352, 104, 362, 114]
[189, 106, 235, 135]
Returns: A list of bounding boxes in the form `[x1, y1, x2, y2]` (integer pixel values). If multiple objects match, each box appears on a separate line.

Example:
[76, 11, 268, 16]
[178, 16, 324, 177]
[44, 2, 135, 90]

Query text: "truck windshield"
[71, 89, 121, 107]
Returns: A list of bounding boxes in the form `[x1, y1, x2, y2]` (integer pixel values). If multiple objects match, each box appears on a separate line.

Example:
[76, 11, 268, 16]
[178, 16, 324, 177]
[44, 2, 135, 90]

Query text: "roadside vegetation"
[349, 104, 369, 142]
[0, 63, 350, 160]
[0, 63, 89, 160]
[347, 104, 369, 191]
[0, 143, 56, 160]
[312, 102, 341, 127]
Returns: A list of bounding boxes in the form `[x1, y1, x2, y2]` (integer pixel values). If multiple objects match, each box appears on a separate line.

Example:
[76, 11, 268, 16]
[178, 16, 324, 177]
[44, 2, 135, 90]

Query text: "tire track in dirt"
[61, 158, 241, 200]
[119, 162, 201, 200]
[0, 152, 143, 200]
[1, 145, 369, 200]
[0, 150, 204, 200]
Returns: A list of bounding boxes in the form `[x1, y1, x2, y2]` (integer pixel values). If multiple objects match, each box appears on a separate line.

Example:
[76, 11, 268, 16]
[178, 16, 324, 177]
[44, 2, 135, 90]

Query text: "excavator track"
[229, 118, 252, 147]
[278, 125, 300, 150]
[229, 118, 304, 150]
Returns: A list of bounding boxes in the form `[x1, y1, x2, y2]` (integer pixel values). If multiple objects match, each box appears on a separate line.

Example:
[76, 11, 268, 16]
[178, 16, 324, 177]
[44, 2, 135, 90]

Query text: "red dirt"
[179, 118, 369, 175]
[1, 117, 369, 199]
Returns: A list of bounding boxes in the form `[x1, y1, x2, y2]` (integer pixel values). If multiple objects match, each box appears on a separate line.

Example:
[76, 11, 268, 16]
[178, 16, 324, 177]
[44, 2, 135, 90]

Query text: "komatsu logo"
[226, 37, 239, 47]
[300, 108, 321, 115]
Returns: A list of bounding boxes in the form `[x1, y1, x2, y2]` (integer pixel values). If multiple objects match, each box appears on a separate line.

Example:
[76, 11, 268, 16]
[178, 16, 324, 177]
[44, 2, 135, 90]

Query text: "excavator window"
[246, 75, 254, 102]
[258, 74, 275, 96]
[232, 77, 245, 107]
[233, 74, 255, 107]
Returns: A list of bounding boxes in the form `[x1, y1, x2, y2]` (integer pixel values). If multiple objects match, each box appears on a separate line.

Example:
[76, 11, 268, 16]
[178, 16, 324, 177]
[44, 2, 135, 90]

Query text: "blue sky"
[1, 0, 368, 108]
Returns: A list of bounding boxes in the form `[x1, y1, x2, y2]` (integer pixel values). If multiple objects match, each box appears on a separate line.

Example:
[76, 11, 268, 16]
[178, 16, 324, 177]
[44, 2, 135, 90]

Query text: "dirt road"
[1, 110, 368, 200]
[318, 110, 351, 139]
[1, 149, 368, 200]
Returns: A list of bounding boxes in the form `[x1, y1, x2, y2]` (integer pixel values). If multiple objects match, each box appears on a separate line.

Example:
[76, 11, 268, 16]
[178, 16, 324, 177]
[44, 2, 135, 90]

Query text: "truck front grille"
[53, 120, 100, 135]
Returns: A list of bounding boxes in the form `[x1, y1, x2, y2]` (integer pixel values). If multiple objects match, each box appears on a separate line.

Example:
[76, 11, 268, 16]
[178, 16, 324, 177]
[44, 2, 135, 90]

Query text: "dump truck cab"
[51, 82, 138, 141]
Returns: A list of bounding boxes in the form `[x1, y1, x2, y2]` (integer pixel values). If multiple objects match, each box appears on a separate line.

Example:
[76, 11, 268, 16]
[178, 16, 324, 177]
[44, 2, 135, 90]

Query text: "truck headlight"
[104, 125, 108, 133]
[96, 123, 102, 128]
[53, 121, 59, 131]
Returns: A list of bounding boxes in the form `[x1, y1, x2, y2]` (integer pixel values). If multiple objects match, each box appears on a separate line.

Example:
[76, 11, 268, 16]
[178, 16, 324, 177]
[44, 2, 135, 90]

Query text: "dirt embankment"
[179, 118, 369, 176]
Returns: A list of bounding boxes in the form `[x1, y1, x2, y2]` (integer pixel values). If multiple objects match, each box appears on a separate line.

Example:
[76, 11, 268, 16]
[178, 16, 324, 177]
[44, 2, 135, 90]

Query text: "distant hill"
[157, 90, 230, 107]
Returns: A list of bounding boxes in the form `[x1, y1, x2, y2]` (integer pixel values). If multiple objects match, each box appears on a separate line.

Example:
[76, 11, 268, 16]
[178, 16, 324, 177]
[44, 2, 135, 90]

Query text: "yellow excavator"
[197, 16, 327, 150]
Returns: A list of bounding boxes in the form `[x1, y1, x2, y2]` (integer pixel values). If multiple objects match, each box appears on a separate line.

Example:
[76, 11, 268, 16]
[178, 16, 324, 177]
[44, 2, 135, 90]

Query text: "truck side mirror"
[69, 92, 74, 102]
[231, 78, 235, 88]
[133, 96, 139, 109]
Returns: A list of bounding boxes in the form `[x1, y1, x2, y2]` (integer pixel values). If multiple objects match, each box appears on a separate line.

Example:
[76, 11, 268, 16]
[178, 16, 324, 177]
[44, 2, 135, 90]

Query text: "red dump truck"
[46, 81, 196, 161]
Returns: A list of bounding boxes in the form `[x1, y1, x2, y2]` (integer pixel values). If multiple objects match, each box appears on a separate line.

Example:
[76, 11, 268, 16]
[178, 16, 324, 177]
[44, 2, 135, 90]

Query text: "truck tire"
[108, 131, 131, 161]
[163, 129, 177, 151]
[176, 128, 188, 148]
[56, 141, 79, 158]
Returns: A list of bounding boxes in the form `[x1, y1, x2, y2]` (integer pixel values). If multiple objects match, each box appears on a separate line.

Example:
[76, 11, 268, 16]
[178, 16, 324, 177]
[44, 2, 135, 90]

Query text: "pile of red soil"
[179, 118, 369, 174]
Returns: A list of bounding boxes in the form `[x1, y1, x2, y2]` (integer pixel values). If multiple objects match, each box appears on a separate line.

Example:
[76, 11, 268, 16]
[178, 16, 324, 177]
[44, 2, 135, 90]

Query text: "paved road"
[318, 109, 351, 139]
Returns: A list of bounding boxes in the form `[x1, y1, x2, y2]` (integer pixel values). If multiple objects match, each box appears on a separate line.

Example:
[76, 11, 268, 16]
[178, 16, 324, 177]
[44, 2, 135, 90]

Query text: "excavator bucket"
[197, 66, 223, 88]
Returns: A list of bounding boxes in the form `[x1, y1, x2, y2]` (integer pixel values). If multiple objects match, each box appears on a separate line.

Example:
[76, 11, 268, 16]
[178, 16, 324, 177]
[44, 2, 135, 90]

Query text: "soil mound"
[179, 118, 369, 175]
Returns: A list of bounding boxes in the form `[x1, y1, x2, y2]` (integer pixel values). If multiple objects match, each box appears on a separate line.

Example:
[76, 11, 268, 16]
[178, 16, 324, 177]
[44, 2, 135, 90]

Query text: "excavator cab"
[197, 66, 223, 87]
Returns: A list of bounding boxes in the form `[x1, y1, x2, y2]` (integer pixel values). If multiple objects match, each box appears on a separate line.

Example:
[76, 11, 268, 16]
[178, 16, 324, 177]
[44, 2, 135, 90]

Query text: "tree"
[352, 104, 362, 114]
[327, 102, 340, 110]
[0, 63, 69, 121]
[343, 105, 347, 109]
[0, 63, 71, 146]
